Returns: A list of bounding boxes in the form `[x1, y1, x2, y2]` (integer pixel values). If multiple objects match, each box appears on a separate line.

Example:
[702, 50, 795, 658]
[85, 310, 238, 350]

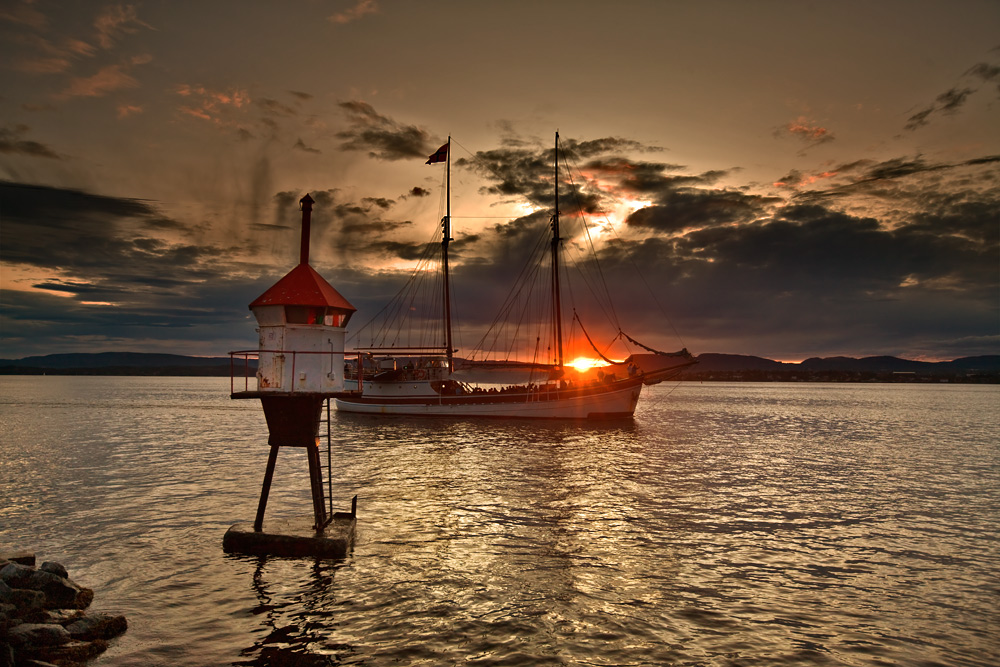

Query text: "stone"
[36, 639, 108, 664]
[21, 660, 60, 667]
[7, 623, 70, 648]
[43, 609, 84, 626]
[74, 587, 94, 610]
[27, 571, 79, 609]
[0, 643, 13, 667]
[0, 602, 16, 631]
[5, 588, 45, 614]
[65, 613, 128, 641]
[0, 563, 32, 588]
[0, 552, 35, 567]
[37, 562, 67, 580]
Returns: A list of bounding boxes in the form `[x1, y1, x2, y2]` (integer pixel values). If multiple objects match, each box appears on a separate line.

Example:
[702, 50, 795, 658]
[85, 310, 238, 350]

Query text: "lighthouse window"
[285, 306, 325, 324]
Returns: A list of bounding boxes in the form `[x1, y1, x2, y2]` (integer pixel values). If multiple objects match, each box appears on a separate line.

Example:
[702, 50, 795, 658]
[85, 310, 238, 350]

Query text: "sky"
[1, 0, 998, 363]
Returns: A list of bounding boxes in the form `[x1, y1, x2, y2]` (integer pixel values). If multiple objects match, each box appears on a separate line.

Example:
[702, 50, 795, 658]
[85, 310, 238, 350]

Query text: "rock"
[65, 613, 128, 641]
[0, 563, 32, 588]
[0, 602, 16, 631]
[36, 639, 108, 664]
[6, 623, 70, 648]
[4, 588, 45, 614]
[27, 571, 83, 610]
[74, 587, 94, 610]
[37, 562, 67, 580]
[0, 552, 35, 567]
[43, 609, 84, 626]
[0, 580, 10, 601]
[0, 643, 13, 667]
[21, 660, 60, 667]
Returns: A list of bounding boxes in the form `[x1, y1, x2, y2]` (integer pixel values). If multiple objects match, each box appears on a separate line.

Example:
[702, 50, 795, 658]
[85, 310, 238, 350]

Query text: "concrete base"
[223, 514, 356, 558]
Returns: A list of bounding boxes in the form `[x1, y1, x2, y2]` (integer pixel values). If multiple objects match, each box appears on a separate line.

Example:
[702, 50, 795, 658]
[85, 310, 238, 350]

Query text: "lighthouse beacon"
[249, 194, 355, 393]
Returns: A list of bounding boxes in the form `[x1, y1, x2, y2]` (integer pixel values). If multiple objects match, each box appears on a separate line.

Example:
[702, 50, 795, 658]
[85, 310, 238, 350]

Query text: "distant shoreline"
[1, 352, 997, 383]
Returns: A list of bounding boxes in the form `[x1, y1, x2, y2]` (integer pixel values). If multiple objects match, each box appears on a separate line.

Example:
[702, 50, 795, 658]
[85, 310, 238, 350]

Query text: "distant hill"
[0, 351, 996, 381]
[679, 353, 1000, 382]
[0, 352, 250, 376]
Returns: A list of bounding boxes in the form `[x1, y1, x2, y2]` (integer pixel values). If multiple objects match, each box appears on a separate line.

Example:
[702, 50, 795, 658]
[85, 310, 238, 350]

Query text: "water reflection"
[1, 379, 998, 665]
[233, 555, 350, 666]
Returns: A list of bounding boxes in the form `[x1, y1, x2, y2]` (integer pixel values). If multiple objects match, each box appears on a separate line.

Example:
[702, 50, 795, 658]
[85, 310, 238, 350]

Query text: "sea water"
[0, 376, 997, 666]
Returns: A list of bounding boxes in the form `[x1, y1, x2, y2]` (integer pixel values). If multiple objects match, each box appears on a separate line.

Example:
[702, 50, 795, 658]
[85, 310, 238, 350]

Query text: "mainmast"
[442, 136, 454, 370]
[551, 132, 565, 370]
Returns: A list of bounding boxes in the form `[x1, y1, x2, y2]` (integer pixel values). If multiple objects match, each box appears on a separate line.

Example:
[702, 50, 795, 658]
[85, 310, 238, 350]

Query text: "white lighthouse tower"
[249, 194, 355, 393]
[224, 193, 359, 557]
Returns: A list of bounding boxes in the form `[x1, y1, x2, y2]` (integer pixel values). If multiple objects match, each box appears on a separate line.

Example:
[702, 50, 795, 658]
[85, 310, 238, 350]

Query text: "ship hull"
[335, 377, 643, 419]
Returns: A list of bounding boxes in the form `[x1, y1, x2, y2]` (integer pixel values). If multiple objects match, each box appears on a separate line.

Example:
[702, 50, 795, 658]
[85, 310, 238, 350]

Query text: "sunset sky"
[2, 0, 998, 362]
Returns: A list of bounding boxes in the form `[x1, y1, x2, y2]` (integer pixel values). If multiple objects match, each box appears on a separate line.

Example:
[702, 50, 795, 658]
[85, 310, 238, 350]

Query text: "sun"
[567, 356, 611, 372]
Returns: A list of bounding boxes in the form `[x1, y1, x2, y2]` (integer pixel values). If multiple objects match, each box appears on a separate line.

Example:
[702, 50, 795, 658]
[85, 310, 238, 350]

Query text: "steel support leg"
[306, 443, 327, 530]
[254, 444, 280, 532]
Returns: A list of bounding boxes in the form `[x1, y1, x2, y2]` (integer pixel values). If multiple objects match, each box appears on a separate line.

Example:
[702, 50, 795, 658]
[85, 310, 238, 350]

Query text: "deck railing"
[229, 350, 364, 394]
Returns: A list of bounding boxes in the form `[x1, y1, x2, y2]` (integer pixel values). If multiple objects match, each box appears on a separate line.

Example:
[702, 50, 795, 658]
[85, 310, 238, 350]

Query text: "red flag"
[426, 142, 448, 165]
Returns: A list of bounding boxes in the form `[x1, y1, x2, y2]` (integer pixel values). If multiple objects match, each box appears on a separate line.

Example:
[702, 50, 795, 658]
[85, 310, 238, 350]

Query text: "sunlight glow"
[567, 356, 611, 372]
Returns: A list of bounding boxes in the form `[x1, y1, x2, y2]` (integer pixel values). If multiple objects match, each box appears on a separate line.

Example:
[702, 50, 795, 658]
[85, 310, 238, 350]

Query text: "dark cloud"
[406, 186, 430, 198]
[559, 136, 659, 159]
[458, 145, 551, 206]
[2, 127, 997, 362]
[361, 196, 394, 210]
[342, 220, 411, 235]
[360, 240, 429, 261]
[625, 188, 777, 232]
[906, 87, 976, 130]
[790, 154, 1000, 203]
[258, 98, 297, 116]
[905, 55, 1000, 130]
[0, 124, 61, 159]
[293, 137, 321, 153]
[580, 158, 692, 194]
[336, 100, 432, 160]
[458, 137, 674, 216]
[0, 180, 266, 355]
[587, 191, 998, 358]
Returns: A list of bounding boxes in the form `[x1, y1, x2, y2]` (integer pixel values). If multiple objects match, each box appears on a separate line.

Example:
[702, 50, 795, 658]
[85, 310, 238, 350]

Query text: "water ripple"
[1, 378, 998, 665]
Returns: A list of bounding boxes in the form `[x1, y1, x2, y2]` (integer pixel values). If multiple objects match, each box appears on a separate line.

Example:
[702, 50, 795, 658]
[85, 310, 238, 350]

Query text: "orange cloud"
[61, 64, 138, 98]
[784, 116, 834, 144]
[117, 104, 143, 118]
[0, 2, 47, 30]
[94, 4, 152, 49]
[329, 0, 378, 24]
[176, 84, 251, 124]
[14, 56, 72, 74]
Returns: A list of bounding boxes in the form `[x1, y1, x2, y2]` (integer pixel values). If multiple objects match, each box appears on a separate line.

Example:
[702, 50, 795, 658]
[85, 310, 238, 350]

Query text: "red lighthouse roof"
[249, 263, 356, 311]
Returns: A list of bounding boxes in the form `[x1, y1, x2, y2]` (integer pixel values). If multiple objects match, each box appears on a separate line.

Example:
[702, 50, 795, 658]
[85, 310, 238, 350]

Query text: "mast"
[442, 136, 454, 370]
[551, 132, 564, 370]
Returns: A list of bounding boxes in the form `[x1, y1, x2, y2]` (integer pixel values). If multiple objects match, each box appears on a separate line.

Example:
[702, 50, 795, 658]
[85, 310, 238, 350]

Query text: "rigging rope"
[573, 310, 617, 365]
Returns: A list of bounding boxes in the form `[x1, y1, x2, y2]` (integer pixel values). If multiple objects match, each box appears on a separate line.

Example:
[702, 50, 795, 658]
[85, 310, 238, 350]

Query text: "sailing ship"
[335, 133, 695, 418]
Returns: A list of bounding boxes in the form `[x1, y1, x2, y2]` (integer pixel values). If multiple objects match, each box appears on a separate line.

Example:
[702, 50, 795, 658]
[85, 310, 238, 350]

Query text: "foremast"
[551, 132, 565, 372]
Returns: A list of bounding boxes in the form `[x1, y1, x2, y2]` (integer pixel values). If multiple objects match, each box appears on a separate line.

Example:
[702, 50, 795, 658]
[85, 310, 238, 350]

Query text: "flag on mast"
[426, 142, 448, 165]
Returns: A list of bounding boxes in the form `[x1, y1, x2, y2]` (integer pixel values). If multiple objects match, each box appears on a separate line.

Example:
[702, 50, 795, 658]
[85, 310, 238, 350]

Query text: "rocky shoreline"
[1, 552, 126, 667]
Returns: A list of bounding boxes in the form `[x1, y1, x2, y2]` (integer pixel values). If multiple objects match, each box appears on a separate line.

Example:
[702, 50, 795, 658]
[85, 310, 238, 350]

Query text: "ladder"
[319, 398, 334, 519]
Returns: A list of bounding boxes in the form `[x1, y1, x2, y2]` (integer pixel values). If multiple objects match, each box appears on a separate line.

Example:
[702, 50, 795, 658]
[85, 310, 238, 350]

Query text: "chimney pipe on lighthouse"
[299, 193, 314, 265]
